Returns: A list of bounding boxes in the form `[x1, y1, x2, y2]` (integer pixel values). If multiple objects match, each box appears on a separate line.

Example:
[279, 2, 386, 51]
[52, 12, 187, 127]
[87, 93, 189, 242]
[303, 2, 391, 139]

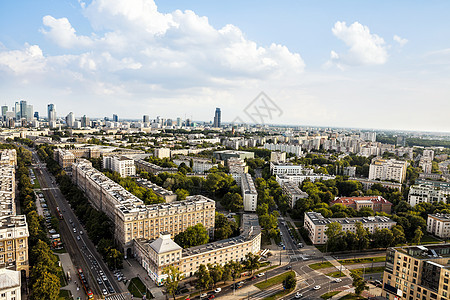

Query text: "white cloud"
[0, 44, 46, 74]
[393, 35, 408, 47]
[41, 15, 93, 48]
[330, 21, 388, 66]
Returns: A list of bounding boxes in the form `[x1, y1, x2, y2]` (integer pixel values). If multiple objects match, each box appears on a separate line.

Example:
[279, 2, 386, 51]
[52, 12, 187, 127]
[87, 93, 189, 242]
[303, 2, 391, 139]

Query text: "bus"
[77, 268, 94, 299]
[56, 207, 63, 220]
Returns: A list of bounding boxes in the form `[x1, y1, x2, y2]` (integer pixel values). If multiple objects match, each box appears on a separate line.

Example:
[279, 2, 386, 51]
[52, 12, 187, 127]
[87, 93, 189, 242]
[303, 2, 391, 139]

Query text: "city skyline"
[1, 1, 450, 132]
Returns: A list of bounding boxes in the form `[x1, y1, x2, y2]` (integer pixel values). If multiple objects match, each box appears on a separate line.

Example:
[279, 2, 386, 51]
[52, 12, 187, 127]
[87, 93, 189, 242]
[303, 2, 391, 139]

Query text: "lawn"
[338, 257, 385, 265]
[338, 293, 365, 299]
[326, 271, 347, 278]
[58, 289, 72, 300]
[308, 262, 333, 270]
[293, 221, 303, 228]
[254, 271, 295, 290]
[321, 291, 340, 299]
[420, 234, 442, 244]
[263, 287, 295, 300]
[128, 277, 150, 298]
[31, 169, 41, 189]
[351, 266, 385, 275]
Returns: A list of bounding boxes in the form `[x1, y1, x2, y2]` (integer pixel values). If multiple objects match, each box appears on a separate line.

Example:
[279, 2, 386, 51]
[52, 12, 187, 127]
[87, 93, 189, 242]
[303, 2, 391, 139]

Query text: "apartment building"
[134, 159, 178, 175]
[368, 157, 408, 183]
[172, 156, 217, 174]
[54, 149, 76, 171]
[382, 244, 450, 300]
[270, 162, 305, 176]
[0, 268, 21, 300]
[427, 214, 450, 239]
[304, 211, 396, 245]
[102, 155, 136, 177]
[281, 182, 308, 208]
[275, 174, 336, 186]
[330, 196, 392, 214]
[0, 150, 16, 167]
[213, 150, 254, 161]
[0, 166, 15, 217]
[0, 216, 29, 276]
[154, 148, 171, 159]
[72, 160, 215, 253]
[263, 143, 302, 156]
[408, 180, 450, 207]
[352, 177, 402, 191]
[134, 214, 261, 285]
[270, 152, 286, 162]
[227, 157, 248, 184]
[241, 173, 257, 212]
[135, 178, 177, 203]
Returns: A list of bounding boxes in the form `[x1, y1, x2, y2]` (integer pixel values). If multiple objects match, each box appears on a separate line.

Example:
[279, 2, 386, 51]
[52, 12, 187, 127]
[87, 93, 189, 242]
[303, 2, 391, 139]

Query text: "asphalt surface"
[30, 148, 128, 300]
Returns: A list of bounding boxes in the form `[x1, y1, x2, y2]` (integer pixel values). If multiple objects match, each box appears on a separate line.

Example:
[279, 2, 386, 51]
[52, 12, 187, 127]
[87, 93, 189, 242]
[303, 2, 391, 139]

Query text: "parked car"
[313, 285, 321, 290]
[73, 228, 76, 233]
[76, 236, 80, 241]
[214, 288, 221, 293]
[285, 266, 292, 270]
[257, 273, 264, 278]
[208, 295, 215, 299]
[295, 292, 303, 298]
[200, 293, 207, 298]
[102, 289, 108, 295]
[80, 230, 83, 235]
[335, 278, 342, 283]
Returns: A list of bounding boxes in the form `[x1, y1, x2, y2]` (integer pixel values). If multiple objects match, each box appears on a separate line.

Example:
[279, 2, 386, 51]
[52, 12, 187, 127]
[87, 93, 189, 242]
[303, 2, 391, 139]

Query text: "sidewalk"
[57, 252, 86, 300]
[324, 256, 352, 278]
[121, 258, 161, 299]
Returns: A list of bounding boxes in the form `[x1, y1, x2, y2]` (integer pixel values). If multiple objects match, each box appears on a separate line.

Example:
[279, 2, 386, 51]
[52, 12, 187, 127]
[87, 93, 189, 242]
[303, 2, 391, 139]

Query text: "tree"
[411, 227, 423, 245]
[226, 260, 242, 282]
[196, 264, 213, 290]
[351, 272, 368, 296]
[174, 223, 210, 248]
[243, 253, 260, 276]
[175, 188, 189, 200]
[208, 264, 224, 287]
[355, 222, 370, 251]
[106, 248, 124, 269]
[30, 271, 60, 300]
[164, 265, 184, 300]
[282, 273, 297, 290]
[372, 228, 394, 248]
[325, 222, 345, 252]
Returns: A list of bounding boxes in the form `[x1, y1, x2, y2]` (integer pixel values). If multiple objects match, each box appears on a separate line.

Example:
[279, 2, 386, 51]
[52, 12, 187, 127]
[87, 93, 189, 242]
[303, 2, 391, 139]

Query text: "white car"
[200, 293, 207, 298]
[214, 288, 221, 293]
[335, 278, 342, 283]
[295, 292, 303, 298]
[102, 289, 108, 295]
[313, 285, 321, 290]
[257, 273, 265, 278]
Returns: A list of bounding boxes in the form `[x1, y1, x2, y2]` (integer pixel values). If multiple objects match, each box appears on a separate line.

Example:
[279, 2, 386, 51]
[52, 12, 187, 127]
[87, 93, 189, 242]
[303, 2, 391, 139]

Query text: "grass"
[338, 257, 385, 265]
[263, 287, 295, 300]
[308, 262, 333, 270]
[31, 169, 41, 189]
[326, 271, 347, 278]
[254, 271, 295, 290]
[420, 234, 443, 244]
[321, 291, 340, 299]
[58, 289, 73, 300]
[294, 221, 303, 228]
[338, 293, 365, 300]
[128, 277, 150, 298]
[351, 266, 385, 275]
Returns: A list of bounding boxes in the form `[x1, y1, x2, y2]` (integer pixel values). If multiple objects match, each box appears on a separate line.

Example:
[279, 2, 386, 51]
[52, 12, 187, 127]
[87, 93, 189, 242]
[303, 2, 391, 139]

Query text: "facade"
[427, 214, 450, 239]
[275, 174, 336, 185]
[134, 159, 178, 175]
[368, 157, 408, 183]
[408, 180, 450, 207]
[281, 182, 308, 208]
[304, 211, 396, 245]
[47, 104, 56, 122]
[241, 173, 257, 212]
[65, 112, 75, 127]
[102, 155, 136, 177]
[135, 178, 177, 203]
[263, 143, 302, 156]
[54, 149, 76, 171]
[227, 157, 248, 184]
[213, 108, 221, 128]
[330, 196, 392, 214]
[419, 157, 433, 173]
[134, 214, 261, 285]
[72, 160, 215, 252]
[382, 244, 450, 300]
[154, 148, 171, 159]
[172, 156, 217, 174]
[352, 177, 402, 191]
[213, 150, 254, 161]
[270, 162, 306, 176]
[0, 268, 21, 300]
[270, 151, 286, 163]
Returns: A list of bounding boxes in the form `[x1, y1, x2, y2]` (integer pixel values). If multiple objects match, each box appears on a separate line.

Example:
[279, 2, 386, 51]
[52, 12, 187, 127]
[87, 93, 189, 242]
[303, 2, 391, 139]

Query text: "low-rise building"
[241, 173, 257, 212]
[382, 244, 450, 300]
[270, 162, 305, 176]
[135, 178, 177, 203]
[134, 159, 178, 175]
[213, 150, 254, 161]
[275, 174, 336, 186]
[408, 180, 450, 207]
[351, 177, 402, 191]
[330, 196, 392, 214]
[172, 156, 217, 174]
[0, 268, 21, 300]
[304, 211, 396, 245]
[427, 214, 450, 239]
[281, 182, 308, 208]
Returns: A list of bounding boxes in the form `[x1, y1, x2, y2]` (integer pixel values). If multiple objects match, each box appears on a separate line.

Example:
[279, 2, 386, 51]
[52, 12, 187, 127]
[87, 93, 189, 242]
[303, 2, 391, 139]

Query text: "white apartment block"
[72, 160, 215, 252]
[135, 178, 177, 202]
[281, 182, 308, 208]
[172, 156, 217, 174]
[276, 174, 336, 186]
[408, 180, 450, 206]
[304, 212, 396, 245]
[264, 143, 302, 156]
[0, 268, 21, 300]
[368, 157, 408, 183]
[427, 214, 450, 239]
[270, 162, 305, 176]
[227, 158, 248, 185]
[423, 149, 435, 160]
[154, 148, 171, 159]
[419, 157, 433, 173]
[102, 155, 136, 177]
[241, 173, 257, 212]
[134, 214, 261, 285]
[0, 150, 16, 167]
[270, 152, 286, 162]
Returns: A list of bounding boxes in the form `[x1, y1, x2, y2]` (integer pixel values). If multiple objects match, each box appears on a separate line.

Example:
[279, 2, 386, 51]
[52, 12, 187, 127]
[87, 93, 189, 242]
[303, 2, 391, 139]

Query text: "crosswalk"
[251, 284, 284, 299]
[105, 293, 127, 300]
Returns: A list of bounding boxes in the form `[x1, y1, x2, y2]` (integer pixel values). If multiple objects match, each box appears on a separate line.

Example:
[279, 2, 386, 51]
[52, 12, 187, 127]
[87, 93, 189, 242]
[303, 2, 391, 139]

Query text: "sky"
[0, 0, 449, 132]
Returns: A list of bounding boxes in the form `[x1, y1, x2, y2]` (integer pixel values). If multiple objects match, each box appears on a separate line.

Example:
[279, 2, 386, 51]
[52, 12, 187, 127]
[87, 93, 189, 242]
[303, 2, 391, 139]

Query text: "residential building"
[172, 156, 217, 174]
[72, 160, 215, 252]
[360, 131, 377, 142]
[270, 162, 306, 176]
[382, 244, 450, 300]
[241, 173, 257, 212]
[270, 151, 286, 162]
[368, 157, 408, 183]
[135, 178, 177, 203]
[275, 174, 336, 185]
[0, 268, 21, 300]
[0, 215, 29, 275]
[213, 108, 221, 128]
[408, 180, 450, 206]
[213, 150, 254, 161]
[154, 148, 171, 159]
[304, 211, 396, 245]
[134, 159, 178, 175]
[227, 157, 248, 184]
[54, 149, 76, 171]
[263, 143, 302, 156]
[330, 196, 392, 214]
[419, 157, 433, 173]
[102, 155, 136, 177]
[352, 177, 402, 191]
[281, 182, 308, 208]
[427, 214, 450, 239]
[134, 214, 261, 284]
[342, 166, 356, 177]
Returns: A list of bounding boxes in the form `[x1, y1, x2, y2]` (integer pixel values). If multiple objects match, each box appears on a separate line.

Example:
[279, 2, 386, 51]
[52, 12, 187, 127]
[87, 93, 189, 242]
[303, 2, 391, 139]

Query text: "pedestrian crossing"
[251, 284, 284, 299]
[105, 293, 127, 300]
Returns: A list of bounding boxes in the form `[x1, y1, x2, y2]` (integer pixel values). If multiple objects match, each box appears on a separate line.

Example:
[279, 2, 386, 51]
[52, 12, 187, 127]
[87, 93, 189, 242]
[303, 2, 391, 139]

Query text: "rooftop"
[305, 211, 395, 226]
[331, 196, 392, 206]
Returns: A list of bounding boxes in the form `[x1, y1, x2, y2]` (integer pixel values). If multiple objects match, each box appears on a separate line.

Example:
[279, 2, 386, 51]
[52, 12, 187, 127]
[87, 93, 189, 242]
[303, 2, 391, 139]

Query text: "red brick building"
[330, 196, 392, 214]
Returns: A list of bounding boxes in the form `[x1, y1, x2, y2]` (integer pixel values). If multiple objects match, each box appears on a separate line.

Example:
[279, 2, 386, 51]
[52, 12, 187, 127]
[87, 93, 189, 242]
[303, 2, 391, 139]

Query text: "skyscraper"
[112, 114, 119, 122]
[213, 108, 221, 128]
[14, 102, 20, 120]
[143, 115, 150, 123]
[1, 106, 7, 117]
[47, 104, 56, 122]
[66, 112, 75, 127]
[81, 115, 90, 128]
[20, 100, 27, 119]
[34, 112, 39, 119]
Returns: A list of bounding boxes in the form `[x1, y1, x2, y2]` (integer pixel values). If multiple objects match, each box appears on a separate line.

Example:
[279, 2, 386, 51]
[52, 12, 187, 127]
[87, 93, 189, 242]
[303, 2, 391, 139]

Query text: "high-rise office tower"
[66, 112, 75, 127]
[81, 115, 90, 128]
[143, 115, 150, 123]
[213, 108, 221, 128]
[14, 102, 20, 120]
[176, 117, 181, 127]
[1, 106, 7, 117]
[34, 112, 39, 119]
[26, 104, 33, 121]
[20, 100, 27, 119]
[112, 114, 119, 122]
[47, 104, 56, 122]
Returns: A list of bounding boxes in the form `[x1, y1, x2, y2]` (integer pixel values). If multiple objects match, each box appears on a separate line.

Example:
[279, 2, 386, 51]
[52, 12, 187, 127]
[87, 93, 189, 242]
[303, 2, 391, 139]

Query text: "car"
[285, 266, 292, 270]
[49, 229, 56, 234]
[214, 288, 221, 293]
[102, 289, 108, 295]
[208, 295, 215, 300]
[76, 236, 80, 241]
[313, 285, 321, 290]
[335, 278, 342, 283]
[298, 243, 304, 248]
[117, 276, 122, 281]
[97, 277, 102, 284]
[249, 276, 257, 280]
[80, 230, 83, 235]
[200, 293, 207, 298]
[108, 286, 114, 294]
[102, 275, 108, 281]
[295, 292, 303, 298]
[257, 273, 264, 278]
[69, 219, 73, 224]
[73, 228, 76, 233]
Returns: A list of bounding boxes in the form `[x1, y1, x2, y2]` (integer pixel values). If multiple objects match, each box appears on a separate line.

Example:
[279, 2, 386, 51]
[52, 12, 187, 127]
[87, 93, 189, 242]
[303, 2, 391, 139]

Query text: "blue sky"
[0, 0, 449, 132]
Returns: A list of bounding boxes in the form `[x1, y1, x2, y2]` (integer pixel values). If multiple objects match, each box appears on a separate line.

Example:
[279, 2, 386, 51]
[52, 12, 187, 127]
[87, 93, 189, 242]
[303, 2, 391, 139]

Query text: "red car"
[208, 295, 215, 299]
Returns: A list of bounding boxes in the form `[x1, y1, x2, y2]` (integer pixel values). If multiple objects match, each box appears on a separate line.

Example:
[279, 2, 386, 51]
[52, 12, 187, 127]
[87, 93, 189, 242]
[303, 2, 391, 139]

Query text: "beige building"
[102, 155, 136, 177]
[134, 214, 261, 285]
[0, 216, 29, 276]
[281, 182, 308, 208]
[427, 214, 450, 239]
[241, 173, 257, 212]
[368, 157, 408, 183]
[154, 148, 171, 159]
[54, 149, 76, 171]
[304, 211, 396, 245]
[72, 160, 215, 253]
[382, 244, 450, 300]
[270, 152, 286, 163]
[172, 156, 217, 174]
[0, 268, 21, 300]
[135, 178, 177, 203]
